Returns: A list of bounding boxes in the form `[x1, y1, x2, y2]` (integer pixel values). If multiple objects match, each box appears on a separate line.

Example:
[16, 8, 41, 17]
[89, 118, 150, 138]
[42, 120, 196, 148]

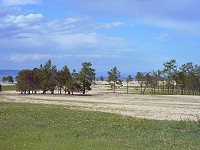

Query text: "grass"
[1, 84, 16, 91]
[0, 102, 200, 149]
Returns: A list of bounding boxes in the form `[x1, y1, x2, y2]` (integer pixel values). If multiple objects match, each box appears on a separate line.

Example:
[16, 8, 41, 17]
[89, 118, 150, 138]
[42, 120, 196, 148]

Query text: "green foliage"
[58, 65, 73, 94]
[126, 75, 132, 82]
[99, 76, 104, 81]
[2, 76, 14, 83]
[162, 59, 177, 94]
[108, 66, 121, 92]
[68, 69, 81, 94]
[78, 62, 96, 94]
[2, 76, 7, 83]
[0, 102, 200, 150]
[16, 69, 34, 94]
[15, 60, 95, 95]
[135, 60, 200, 95]
[40, 59, 58, 94]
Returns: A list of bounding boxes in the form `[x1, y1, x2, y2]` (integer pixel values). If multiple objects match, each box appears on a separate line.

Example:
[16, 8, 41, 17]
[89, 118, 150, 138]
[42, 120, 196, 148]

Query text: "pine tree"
[108, 66, 121, 92]
[78, 62, 95, 94]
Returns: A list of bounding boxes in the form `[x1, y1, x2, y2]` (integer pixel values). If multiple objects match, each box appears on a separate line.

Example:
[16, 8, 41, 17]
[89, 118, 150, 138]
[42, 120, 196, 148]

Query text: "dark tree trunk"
[51, 90, 54, 94]
[143, 87, 146, 94]
[59, 87, 62, 94]
[127, 82, 128, 94]
[114, 81, 116, 92]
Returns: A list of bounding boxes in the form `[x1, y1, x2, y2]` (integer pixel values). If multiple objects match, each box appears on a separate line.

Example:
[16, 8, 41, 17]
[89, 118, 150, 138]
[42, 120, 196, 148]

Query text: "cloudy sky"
[0, 0, 200, 76]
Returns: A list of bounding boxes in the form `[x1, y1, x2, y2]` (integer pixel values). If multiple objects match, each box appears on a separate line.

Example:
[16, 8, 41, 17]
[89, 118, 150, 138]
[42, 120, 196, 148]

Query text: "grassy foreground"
[0, 102, 200, 150]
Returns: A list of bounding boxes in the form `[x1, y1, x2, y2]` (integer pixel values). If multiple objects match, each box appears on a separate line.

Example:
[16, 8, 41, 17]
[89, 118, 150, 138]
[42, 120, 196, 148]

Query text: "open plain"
[0, 82, 200, 121]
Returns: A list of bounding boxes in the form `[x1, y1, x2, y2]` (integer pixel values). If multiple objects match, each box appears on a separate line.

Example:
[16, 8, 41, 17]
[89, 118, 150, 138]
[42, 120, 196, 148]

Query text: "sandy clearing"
[0, 84, 200, 121]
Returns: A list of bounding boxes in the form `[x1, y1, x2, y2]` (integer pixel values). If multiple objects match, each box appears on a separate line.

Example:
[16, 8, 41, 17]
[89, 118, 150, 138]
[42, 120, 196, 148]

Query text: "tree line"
[2, 59, 200, 96]
[107, 60, 200, 95]
[16, 60, 95, 95]
[135, 60, 200, 95]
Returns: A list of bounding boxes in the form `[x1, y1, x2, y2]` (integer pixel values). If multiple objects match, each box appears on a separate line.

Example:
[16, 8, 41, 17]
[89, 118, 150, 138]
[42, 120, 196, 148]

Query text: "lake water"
[0, 70, 19, 83]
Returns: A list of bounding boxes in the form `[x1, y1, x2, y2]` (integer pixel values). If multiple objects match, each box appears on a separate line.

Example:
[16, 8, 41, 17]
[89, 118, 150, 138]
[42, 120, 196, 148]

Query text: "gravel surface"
[1, 84, 200, 121]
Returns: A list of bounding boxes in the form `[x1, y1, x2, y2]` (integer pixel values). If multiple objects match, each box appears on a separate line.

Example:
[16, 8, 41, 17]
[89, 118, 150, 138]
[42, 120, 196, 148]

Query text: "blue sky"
[0, 0, 200, 76]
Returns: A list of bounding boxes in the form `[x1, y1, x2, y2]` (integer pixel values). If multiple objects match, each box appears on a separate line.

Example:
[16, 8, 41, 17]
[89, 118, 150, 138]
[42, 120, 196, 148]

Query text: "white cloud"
[1, 0, 41, 6]
[151, 33, 172, 42]
[59, 0, 200, 31]
[0, 14, 126, 38]
[9, 54, 50, 62]
[1, 13, 130, 63]
[0, 13, 45, 38]
[2, 14, 44, 27]
[8, 54, 107, 62]
[76, 54, 106, 58]
[95, 22, 125, 29]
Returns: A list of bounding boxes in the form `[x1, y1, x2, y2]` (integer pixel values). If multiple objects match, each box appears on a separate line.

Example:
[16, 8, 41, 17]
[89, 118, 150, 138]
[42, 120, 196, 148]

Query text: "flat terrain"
[1, 82, 200, 121]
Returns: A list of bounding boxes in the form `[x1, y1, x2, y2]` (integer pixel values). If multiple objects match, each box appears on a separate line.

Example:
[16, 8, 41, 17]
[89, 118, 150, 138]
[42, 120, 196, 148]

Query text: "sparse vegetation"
[135, 60, 200, 95]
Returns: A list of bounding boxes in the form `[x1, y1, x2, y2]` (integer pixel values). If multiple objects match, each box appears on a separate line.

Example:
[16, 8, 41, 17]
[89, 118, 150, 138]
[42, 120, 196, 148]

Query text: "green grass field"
[0, 102, 200, 150]
[1, 84, 16, 91]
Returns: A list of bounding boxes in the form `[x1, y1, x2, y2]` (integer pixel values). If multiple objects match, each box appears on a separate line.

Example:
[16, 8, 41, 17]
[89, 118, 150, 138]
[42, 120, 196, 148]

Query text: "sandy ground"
[0, 83, 200, 121]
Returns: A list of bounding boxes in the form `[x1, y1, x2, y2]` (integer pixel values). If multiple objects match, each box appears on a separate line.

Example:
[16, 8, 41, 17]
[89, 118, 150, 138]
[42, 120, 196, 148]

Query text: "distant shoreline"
[0, 70, 19, 83]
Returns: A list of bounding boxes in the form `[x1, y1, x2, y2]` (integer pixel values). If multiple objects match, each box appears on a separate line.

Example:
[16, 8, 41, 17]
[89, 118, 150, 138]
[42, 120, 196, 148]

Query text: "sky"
[0, 0, 200, 76]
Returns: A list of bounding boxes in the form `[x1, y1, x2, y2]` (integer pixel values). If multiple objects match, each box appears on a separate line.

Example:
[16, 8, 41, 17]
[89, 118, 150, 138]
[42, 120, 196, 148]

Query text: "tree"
[2, 76, 14, 83]
[40, 60, 58, 94]
[135, 72, 145, 94]
[156, 70, 162, 94]
[126, 75, 133, 94]
[32, 68, 42, 94]
[163, 59, 177, 94]
[100, 76, 104, 81]
[2, 76, 7, 83]
[58, 65, 72, 94]
[108, 66, 121, 92]
[149, 70, 161, 94]
[194, 65, 200, 95]
[68, 69, 81, 95]
[175, 71, 185, 95]
[16, 69, 33, 94]
[142, 73, 151, 94]
[7, 76, 14, 83]
[48, 67, 58, 94]
[78, 62, 95, 94]
[57, 70, 63, 94]
[185, 72, 198, 95]
[178, 62, 195, 95]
